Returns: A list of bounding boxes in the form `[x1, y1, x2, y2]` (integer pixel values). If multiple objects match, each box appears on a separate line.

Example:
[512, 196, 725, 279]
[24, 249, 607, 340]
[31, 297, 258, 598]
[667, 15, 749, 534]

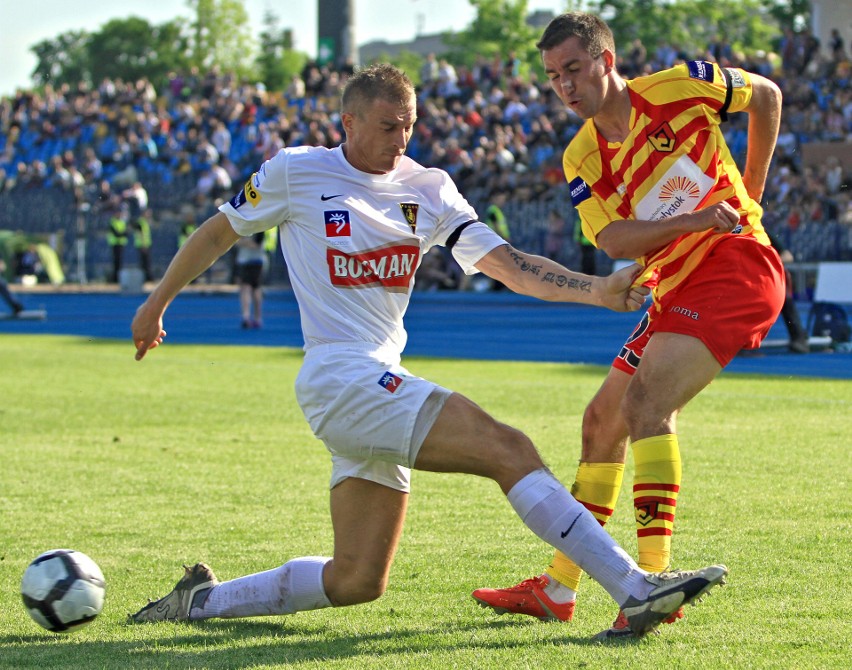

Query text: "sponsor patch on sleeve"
[229, 189, 247, 209]
[378, 371, 403, 393]
[243, 174, 262, 207]
[686, 60, 715, 83]
[569, 177, 592, 207]
[726, 68, 746, 88]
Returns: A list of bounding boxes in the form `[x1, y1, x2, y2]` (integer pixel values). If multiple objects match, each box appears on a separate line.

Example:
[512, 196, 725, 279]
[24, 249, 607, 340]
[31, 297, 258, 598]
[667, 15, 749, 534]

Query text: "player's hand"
[687, 201, 741, 234]
[601, 263, 650, 312]
[131, 302, 166, 361]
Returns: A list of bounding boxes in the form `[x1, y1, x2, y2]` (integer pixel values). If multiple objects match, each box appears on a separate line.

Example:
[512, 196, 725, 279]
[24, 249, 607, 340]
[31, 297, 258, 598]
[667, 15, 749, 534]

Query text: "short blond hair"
[341, 64, 415, 117]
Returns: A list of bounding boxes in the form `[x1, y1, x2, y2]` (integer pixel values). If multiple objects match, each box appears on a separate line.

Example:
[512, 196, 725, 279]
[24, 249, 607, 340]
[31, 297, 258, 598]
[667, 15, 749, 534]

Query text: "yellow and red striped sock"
[632, 434, 682, 573]
[545, 462, 625, 591]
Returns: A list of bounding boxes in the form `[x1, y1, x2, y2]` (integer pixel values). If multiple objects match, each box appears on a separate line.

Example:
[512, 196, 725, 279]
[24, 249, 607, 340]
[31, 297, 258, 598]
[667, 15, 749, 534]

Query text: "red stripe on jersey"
[623, 97, 719, 199]
[646, 229, 714, 275]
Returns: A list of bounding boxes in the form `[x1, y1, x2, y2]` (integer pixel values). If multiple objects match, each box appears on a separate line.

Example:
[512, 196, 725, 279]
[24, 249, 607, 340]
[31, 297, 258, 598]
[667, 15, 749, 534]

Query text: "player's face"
[542, 36, 611, 120]
[343, 95, 417, 174]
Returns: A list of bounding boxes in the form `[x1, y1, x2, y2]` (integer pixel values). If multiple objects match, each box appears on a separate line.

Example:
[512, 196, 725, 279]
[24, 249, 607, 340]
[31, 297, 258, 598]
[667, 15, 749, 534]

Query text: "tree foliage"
[185, 0, 256, 77]
[589, 0, 786, 58]
[30, 31, 90, 89]
[255, 10, 307, 91]
[23, 0, 812, 94]
[762, 0, 811, 32]
[87, 18, 191, 84]
[444, 0, 539, 76]
[27, 0, 259, 91]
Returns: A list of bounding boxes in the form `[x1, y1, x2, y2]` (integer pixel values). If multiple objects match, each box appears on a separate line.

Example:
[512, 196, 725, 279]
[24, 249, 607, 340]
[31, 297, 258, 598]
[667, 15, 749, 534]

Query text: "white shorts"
[294, 342, 452, 493]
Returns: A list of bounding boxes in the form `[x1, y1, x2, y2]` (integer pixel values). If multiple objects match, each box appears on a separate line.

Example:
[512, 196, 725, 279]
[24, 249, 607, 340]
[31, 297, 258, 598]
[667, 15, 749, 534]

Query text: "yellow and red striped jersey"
[564, 60, 770, 300]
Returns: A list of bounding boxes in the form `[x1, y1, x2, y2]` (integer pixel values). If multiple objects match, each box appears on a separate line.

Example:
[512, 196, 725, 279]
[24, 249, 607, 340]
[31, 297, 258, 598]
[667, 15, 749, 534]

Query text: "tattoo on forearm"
[542, 272, 591, 291]
[508, 249, 591, 292]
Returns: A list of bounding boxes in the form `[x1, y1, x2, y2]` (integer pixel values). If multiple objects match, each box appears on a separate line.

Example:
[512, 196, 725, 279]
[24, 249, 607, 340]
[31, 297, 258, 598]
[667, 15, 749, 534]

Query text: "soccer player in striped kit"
[473, 12, 784, 639]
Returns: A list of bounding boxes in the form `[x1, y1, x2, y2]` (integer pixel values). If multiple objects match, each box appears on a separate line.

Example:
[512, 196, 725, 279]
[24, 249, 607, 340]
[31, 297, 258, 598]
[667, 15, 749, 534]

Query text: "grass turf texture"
[0, 334, 849, 669]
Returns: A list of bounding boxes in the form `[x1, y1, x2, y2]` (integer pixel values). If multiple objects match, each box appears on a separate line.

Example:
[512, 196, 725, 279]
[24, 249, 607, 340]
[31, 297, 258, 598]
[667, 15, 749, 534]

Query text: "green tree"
[762, 0, 811, 32]
[30, 31, 90, 89]
[87, 18, 191, 85]
[590, 0, 783, 60]
[363, 50, 426, 86]
[444, 0, 539, 77]
[256, 10, 308, 91]
[186, 0, 256, 78]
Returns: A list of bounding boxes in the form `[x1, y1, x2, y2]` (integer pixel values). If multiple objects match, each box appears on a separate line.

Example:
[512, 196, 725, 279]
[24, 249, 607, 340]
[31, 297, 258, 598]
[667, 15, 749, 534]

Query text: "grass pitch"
[1, 334, 850, 669]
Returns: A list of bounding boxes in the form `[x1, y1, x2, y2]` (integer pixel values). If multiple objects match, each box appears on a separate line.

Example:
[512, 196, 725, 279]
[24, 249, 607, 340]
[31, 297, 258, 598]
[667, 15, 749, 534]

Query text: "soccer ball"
[20, 549, 106, 633]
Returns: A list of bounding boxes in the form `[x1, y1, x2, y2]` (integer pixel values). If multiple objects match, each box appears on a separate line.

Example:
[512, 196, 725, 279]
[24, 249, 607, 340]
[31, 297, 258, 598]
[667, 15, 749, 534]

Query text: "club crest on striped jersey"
[647, 121, 676, 153]
[399, 203, 419, 233]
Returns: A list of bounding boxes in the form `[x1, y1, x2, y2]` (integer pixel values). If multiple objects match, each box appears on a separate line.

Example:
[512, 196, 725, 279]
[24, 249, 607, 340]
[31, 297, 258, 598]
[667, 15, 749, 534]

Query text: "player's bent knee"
[328, 572, 387, 606]
[582, 401, 608, 437]
[324, 554, 390, 607]
[621, 381, 672, 436]
[488, 424, 543, 474]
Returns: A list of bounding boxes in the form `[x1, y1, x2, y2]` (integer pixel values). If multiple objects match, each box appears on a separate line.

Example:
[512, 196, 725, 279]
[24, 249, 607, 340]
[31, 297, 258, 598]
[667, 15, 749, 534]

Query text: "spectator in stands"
[286, 74, 306, 101]
[210, 120, 232, 159]
[485, 191, 511, 242]
[15, 244, 44, 284]
[122, 181, 149, 220]
[133, 210, 153, 282]
[415, 247, 457, 291]
[177, 206, 197, 249]
[107, 212, 128, 283]
[543, 208, 567, 264]
[420, 53, 439, 89]
[573, 215, 596, 275]
[195, 162, 233, 203]
[0, 31, 849, 279]
[234, 231, 266, 329]
[768, 232, 809, 353]
[0, 258, 25, 315]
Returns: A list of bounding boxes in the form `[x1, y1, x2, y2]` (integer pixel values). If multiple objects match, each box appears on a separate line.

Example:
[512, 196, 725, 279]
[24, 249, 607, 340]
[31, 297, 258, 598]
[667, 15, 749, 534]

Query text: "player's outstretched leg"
[129, 563, 219, 623]
[601, 565, 727, 639]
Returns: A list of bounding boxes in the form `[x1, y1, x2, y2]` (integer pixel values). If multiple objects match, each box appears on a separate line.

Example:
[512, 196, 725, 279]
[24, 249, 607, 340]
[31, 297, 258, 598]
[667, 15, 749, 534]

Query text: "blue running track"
[1, 289, 850, 379]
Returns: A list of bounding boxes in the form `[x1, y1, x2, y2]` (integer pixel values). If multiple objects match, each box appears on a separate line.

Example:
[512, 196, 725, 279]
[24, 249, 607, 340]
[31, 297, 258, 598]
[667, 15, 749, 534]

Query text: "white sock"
[191, 557, 332, 619]
[543, 576, 577, 604]
[507, 469, 649, 607]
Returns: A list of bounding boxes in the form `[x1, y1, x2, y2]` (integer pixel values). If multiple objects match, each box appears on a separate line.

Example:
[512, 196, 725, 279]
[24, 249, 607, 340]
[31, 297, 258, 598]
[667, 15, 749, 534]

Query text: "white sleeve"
[448, 221, 507, 275]
[218, 150, 291, 236]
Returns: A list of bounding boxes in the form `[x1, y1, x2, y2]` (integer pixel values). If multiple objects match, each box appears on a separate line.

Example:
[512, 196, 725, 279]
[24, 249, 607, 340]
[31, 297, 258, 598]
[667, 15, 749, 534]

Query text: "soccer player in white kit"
[129, 64, 726, 638]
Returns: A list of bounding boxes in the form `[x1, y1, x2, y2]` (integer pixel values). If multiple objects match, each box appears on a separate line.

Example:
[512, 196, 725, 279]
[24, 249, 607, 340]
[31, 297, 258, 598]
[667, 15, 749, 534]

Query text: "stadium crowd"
[0, 28, 849, 286]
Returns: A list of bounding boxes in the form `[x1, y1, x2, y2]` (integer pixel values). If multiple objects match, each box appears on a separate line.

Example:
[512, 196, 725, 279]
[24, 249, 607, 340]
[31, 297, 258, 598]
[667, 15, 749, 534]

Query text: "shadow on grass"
[0, 617, 640, 668]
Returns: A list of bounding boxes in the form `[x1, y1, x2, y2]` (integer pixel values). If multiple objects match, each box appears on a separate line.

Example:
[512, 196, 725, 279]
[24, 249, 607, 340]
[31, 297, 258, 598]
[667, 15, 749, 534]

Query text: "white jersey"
[219, 145, 505, 352]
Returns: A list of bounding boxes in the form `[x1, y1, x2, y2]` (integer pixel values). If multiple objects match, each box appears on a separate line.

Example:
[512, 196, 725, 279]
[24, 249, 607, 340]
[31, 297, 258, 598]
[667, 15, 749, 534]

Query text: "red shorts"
[613, 236, 785, 373]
